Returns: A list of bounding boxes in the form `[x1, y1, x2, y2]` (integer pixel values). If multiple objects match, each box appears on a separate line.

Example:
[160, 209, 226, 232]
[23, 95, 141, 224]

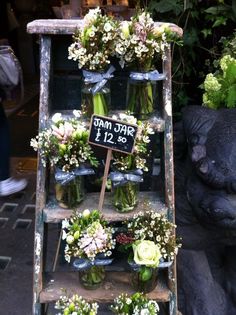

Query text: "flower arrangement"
[68, 8, 119, 117]
[62, 209, 116, 263]
[202, 54, 236, 109]
[116, 211, 181, 292]
[115, 10, 180, 118]
[115, 10, 172, 71]
[119, 210, 180, 260]
[68, 7, 118, 71]
[109, 113, 154, 212]
[55, 293, 98, 315]
[30, 111, 98, 208]
[30, 110, 98, 172]
[111, 113, 154, 172]
[62, 209, 116, 289]
[110, 292, 160, 315]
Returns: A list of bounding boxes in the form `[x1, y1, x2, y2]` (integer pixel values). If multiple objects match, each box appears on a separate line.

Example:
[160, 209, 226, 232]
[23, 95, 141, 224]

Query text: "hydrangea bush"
[202, 54, 236, 109]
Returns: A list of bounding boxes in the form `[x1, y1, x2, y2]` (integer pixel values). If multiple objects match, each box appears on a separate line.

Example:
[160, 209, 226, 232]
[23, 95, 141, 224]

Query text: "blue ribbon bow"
[128, 258, 173, 271]
[73, 257, 114, 270]
[82, 65, 116, 95]
[109, 169, 143, 187]
[55, 165, 95, 185]
[130, 69, 166, 81]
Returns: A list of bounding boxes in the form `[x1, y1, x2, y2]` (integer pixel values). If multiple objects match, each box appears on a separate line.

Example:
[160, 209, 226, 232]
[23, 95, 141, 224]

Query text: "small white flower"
[51, 112, 62, 123]
[66, 235, 74, 244]
[73, 110, 81, 118]
[82, 209, 90, 218]
[140, 309, 150, 315]
[104, 22, 113, 32]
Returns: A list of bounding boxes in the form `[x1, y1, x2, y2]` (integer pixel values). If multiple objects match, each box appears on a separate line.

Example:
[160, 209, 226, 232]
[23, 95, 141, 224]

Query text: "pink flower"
[52, 122, 74, 143]
[134, 22, 147, 42]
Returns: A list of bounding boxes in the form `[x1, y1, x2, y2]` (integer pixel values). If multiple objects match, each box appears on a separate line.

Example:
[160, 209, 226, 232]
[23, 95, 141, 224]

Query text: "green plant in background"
[202, 55, 236, 109]
[146, 0, 236, 116]
[202, 32, 236, 109]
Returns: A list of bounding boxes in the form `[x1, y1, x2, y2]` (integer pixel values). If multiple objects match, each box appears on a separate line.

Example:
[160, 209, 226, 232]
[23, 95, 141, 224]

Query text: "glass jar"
[126, 78, 156, 120]
[55, 176, 85, 209]
[113, 181, 139, 212]
[81, 80, 111, 119]
[130, 264, 158, 293]
[78, 265, 105, 290]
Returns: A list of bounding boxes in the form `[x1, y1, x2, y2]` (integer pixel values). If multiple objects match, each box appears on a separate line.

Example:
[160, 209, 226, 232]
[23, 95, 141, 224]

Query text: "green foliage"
[202, 54, 236, 109]
[147, 0, 236, 115]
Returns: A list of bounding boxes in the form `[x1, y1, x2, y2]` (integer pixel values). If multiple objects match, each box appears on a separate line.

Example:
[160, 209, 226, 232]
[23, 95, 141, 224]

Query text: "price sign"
[89, 115, 138, 154]
[88, 115, 139, 211]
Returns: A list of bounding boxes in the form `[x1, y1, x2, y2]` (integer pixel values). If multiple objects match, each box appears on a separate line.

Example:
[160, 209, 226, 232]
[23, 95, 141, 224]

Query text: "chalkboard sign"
[89, 115, 138, 154]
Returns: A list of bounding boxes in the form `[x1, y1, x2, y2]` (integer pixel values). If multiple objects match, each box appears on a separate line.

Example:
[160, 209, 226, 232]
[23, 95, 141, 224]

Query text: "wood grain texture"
[40, 271, 171, 303]
[44, 191, 168, 223]
[27, 19, 183, 37]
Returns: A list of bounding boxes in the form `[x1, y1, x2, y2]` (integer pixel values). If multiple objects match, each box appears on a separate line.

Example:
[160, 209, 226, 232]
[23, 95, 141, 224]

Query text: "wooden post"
[98, 149, 112, 211]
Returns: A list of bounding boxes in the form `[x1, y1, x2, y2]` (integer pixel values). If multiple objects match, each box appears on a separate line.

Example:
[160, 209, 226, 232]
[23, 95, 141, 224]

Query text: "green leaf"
[225, 62, 236, 84]
[205, 5, 228, 15]
[232, 0, 236, 21]
[183, 28, 199, 46]
[201, 28, 212, 38]
[149, 0, 183, 15]
[226, 84, 236, 108]
[212, 16, 227, 27]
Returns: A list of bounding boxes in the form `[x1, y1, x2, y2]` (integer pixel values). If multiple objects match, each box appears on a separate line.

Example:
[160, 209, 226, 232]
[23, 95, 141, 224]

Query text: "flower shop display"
[110, 292, 160, 315]
[55, 293, 99, 315]
[109, 113, 154, 212]
[116, 211, 181, 292]
[68, 8, 119, 118]
[30, 111, 98, 208]
[115, 10, 178, 119]
[202, 54, 236, 109]
[62, 209, 116, 289]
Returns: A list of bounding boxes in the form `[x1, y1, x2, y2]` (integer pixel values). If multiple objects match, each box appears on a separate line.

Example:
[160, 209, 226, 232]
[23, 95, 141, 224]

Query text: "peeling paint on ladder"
[165, 99, 172, 116]
[35, 232, 41, 258]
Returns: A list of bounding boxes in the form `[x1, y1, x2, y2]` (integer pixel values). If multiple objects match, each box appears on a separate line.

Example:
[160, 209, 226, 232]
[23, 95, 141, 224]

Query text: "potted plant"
[110, 292, 160, 315]
[68, 7, 119, 117]
[116, 211, 181, 292]
[109, 113, 154, 212]
[62, 209, 116, 289]
[55, 292, 99, 315]
[30, 110, 98, 208]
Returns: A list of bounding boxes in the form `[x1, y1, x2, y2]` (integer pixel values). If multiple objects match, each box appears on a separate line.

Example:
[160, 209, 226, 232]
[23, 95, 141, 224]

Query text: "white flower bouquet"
[116, 211, 181, 292]
[110, 292, 160, 315]
[55, 293, 98, 315]
[30, 111, 98, 172]
[115, 10, 179, 118]
[62, 209, 116, 289]
[68, 8, 119, 117]
[111, 113, 154, 172]
[30, 111, 98, 208]
[109, 113, 154, 212]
